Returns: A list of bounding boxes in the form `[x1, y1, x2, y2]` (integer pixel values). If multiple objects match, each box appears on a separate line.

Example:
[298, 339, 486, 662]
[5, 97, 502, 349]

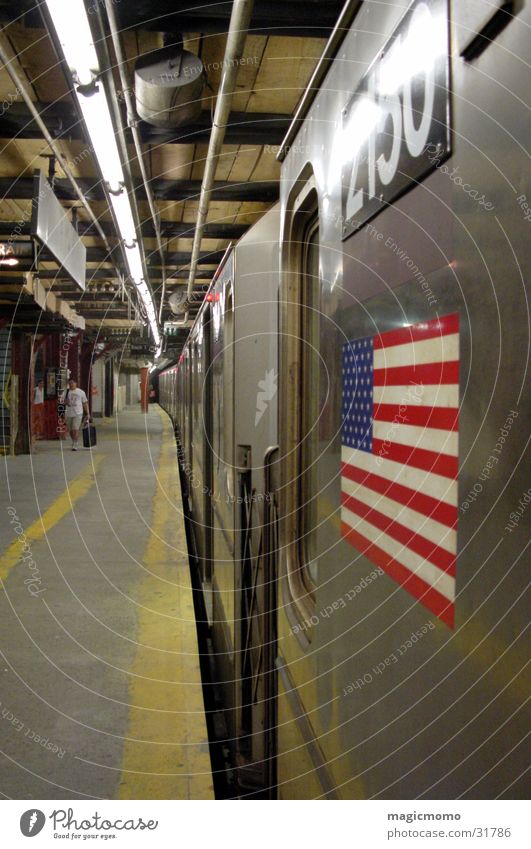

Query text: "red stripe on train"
[340, 461, 457, 528]
[374, 403, 459, 431]
[341, 492, 456, 575]
[341, 522, 455, 627]
[373, 361, 460, 386]
[371, 438, 458, 479]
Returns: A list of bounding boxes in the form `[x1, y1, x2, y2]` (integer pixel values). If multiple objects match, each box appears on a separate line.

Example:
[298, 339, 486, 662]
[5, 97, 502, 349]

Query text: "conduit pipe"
[104, 0, 167, 325]
[184, 0, 255, 309]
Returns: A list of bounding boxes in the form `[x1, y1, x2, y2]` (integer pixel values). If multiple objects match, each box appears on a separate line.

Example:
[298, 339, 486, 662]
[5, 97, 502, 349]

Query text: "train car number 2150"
[341, 0, 451, 239]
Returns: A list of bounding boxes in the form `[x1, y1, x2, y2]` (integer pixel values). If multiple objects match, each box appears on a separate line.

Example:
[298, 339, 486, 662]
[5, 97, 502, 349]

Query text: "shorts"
[65, 415, 82, 432]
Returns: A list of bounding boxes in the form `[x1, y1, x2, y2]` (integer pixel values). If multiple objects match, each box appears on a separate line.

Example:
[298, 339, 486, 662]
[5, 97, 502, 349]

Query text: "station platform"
[0, 407, 214, 800]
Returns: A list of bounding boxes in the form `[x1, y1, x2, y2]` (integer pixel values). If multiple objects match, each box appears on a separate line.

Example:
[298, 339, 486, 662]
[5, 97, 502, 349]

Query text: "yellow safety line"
[1, 454, 105, 582]
[117, 409, 214, 800]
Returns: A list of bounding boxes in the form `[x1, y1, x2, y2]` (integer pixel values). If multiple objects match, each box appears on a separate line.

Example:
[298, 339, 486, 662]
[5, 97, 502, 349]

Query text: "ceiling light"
[75, 85, 124, 193]
[110, 191, 137, 246]
[0, 245, 19, 266]
[45, 0, 160, 347]
[45, 0, 99, 86]
[125, 244, 144, 284]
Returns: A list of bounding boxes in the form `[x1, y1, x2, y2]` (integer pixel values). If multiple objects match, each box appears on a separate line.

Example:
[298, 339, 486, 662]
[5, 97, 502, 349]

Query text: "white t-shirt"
[64, 388, 88, 417]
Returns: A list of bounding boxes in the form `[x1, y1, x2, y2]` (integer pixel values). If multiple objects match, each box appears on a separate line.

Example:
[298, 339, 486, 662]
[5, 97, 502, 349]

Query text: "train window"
[223, 286, 234, 468]
[282, 180, 320, 625]
[300, 219, 320, 586]
[223, 286, 235, 508]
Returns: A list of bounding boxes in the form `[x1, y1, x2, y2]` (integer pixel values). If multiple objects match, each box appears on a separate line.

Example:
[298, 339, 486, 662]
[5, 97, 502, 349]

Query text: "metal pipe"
[104, 0, 167, 325]
[0, 37, 111, 252]
[185, 0, 255, 307]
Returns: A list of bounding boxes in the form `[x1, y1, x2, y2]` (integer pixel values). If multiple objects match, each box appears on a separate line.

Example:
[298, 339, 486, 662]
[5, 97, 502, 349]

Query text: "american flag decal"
[341, 313, 459, 627]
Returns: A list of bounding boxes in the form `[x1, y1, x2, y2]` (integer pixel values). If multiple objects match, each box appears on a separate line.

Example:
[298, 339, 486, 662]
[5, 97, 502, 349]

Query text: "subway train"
[159, 0, 529, 799]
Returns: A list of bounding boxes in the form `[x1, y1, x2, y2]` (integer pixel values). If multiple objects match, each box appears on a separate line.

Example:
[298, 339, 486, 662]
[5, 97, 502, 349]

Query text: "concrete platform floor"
[0, 406, 214, 800]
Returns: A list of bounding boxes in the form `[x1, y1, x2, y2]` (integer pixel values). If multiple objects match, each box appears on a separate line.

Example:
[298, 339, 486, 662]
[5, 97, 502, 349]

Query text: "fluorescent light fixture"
[125, 244, 144, 283]
[46, 0, 99, 86]
[0, 245, 19, 266]
[110, 191, 137, 246]
[76, 87, 124, 193]
[45, 0, 161, 347]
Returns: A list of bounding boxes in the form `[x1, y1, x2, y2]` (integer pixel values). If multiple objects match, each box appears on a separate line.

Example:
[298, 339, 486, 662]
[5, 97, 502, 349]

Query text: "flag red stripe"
[341, 492, 456, 575]
[371, 438, 458, 479]
[373, 313, 459, 350]
[341, 461, 457, 527]
[374, 403, 459, 431]
[373, 361, 459, 386]
[341, 522, 454, 627]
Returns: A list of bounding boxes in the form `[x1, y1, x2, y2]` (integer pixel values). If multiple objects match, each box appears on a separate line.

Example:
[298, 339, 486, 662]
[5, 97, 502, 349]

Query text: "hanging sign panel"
[31, 170, 86, 291]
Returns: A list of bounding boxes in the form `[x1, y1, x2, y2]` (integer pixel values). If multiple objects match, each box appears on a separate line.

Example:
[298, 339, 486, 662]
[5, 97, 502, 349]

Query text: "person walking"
[62, 378, 89, 451]
[33, 378, 45, 439]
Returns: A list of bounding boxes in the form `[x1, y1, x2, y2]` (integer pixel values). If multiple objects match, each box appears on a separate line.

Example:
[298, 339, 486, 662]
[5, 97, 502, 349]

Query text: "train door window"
[223, 286, 234, 497]
[300, 219, 320, 585]
[192, 340, 200, 446]
[282, 178, 320, 622]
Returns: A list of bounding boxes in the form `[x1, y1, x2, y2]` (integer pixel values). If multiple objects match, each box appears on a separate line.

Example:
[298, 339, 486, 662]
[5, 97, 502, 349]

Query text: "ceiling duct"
[135, 41, 204, 128]
[168, 290, 189, 315]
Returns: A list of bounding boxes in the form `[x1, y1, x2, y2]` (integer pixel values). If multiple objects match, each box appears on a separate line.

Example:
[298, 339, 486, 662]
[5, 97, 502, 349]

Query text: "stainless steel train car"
[160, 0, 529, 799]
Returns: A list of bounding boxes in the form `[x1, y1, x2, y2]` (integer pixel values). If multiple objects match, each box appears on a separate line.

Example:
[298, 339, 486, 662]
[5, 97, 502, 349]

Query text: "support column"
[12, 331, 31, 454]
[140, 367, 149, 413]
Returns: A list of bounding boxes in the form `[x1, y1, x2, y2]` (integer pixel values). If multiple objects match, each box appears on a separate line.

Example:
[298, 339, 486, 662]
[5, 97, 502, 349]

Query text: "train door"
[230, 205, 281, 796]
[202, 305, 213, 583]
[280, 177, 321, 626]
[210, 266, 237, 725]
[236, 445, 279, 797]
